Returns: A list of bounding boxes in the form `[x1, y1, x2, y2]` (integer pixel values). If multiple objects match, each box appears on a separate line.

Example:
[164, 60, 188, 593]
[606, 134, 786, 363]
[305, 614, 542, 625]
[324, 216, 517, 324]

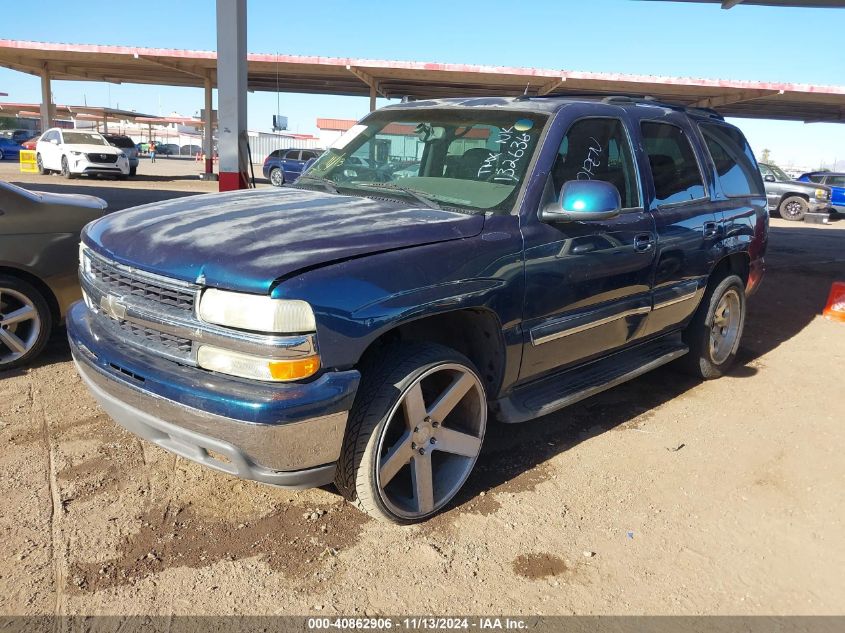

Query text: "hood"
[83, 187, 484, 294]
[66, 144, 124, 154]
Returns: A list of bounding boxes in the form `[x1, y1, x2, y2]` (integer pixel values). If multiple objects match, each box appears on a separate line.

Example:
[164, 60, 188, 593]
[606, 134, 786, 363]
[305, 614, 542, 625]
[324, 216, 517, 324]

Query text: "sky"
[2, 0, 844, 170]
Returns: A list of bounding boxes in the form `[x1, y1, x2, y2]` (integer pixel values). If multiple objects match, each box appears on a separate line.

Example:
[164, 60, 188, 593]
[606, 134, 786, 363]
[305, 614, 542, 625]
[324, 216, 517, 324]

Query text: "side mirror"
[763, 174, 776, 183]
[541, 180, 622, 224]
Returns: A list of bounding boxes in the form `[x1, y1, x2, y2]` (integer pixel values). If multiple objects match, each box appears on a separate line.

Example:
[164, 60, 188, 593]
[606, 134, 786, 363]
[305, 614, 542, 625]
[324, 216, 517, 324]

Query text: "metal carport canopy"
[1, 39, 844, 123]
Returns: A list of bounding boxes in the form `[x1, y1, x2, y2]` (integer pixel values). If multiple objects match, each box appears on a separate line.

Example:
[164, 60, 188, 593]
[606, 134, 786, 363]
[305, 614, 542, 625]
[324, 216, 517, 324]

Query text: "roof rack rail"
[511, 93, 727, 120]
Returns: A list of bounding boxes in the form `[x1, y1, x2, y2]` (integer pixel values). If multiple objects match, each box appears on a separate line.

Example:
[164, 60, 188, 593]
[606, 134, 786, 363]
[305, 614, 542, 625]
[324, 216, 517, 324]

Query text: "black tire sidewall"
[337, 342, 486, 524]
[0, 275, 52, 371]
[683, 274, 746, 379]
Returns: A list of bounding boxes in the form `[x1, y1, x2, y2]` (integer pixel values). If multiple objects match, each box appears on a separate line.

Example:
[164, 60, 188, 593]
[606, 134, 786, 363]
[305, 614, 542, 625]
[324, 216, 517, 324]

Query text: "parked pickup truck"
[69, 96, 768, 523]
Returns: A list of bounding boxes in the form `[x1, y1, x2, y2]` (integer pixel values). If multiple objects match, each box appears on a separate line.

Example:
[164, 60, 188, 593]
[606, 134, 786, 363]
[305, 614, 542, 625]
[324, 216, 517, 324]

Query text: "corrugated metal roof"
[1, 39, 844, 123]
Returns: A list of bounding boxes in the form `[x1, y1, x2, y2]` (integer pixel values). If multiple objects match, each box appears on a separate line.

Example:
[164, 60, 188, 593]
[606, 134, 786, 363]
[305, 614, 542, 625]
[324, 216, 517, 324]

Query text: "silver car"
[0, 181, 106, 369]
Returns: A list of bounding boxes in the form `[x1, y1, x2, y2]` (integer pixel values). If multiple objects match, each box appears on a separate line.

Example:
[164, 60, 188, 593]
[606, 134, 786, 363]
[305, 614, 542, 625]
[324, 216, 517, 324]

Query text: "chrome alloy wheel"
[270, 168, 284, 187]
[0, 287, 42, 366]
[710, 288, 741, 365]
[376, 363, 486, 520]
[784, 199, 804, 219]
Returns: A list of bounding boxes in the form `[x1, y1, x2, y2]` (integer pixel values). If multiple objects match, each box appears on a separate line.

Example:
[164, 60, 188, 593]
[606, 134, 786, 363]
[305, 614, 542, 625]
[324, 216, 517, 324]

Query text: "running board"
[493, 337, 689, 424]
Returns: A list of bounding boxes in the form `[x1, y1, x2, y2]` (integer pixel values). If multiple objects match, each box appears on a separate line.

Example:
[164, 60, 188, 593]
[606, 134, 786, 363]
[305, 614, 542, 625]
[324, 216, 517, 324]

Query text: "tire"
[0, 149, 4, 160]
[60, 156, 75, 179]
[335, 342, 487, 524]
[269, 167, 284, 187]
[36, 153, 49, 175]
[0, 275, 52, 371]
[778, 195, 808, 221]
[680, 274, 746, 379]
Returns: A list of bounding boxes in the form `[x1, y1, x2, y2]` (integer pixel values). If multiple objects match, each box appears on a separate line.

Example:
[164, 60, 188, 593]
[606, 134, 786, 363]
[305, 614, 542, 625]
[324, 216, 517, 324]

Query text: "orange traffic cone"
[823, 282, 845, 322]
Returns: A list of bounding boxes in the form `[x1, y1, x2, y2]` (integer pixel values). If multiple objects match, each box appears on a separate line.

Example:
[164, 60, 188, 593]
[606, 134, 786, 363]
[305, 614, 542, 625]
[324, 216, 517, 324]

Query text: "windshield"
[769, 164, 791, 182]
[62, 132, 108, 146]
[303, 108, 548, 213]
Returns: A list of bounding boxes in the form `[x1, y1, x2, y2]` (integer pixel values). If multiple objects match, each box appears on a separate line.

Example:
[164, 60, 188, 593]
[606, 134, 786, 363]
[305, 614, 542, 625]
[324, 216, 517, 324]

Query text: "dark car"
[758, 162, 831, 221]
[0, 138, 22, 161]
[0, 181, 106, 369]
[103, 134, 140, 176]
[10, 130, 36, 144]
[68, 96, 768, 523]
[798, 171, 845, 213]
[263, 148, 322, 186]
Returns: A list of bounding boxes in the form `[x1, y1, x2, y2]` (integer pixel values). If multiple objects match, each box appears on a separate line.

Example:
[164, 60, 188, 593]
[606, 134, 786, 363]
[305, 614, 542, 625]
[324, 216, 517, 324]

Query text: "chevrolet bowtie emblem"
[100, 294, 127, 321]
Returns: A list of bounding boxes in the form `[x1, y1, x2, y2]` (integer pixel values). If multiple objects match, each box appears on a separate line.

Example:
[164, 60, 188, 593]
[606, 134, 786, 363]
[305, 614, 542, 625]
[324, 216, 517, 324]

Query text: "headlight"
[198, 288, 316, 333]
[197, 345, 320, 382]
[69, 150, 83, 156]
[815, 188, 830, 200]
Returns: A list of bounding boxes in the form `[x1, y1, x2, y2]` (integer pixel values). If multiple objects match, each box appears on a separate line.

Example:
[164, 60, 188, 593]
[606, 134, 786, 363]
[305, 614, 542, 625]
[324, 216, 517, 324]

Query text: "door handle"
[703, 221, 719, 238]
[634, 233, 655, 253]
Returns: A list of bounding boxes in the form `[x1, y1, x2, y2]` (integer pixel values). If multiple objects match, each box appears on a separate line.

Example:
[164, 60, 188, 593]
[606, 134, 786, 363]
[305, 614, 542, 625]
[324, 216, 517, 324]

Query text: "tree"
[760, 148, 772, 164]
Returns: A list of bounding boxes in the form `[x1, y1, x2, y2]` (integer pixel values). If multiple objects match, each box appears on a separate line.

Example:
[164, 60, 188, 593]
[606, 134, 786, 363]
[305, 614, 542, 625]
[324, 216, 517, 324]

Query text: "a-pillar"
[39, 65, 52, 132]
[216, 0, 248, 191]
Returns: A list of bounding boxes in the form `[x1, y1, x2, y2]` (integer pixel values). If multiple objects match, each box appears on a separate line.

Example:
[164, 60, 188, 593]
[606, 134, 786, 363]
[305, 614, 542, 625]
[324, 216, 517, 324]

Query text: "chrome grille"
[120, 321, 193, 354]
[88, 256, 196, 312]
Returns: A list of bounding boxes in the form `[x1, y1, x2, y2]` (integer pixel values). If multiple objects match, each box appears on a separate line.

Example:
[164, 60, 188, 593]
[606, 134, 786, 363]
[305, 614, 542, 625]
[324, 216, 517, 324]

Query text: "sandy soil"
[1, 164, 844, 615]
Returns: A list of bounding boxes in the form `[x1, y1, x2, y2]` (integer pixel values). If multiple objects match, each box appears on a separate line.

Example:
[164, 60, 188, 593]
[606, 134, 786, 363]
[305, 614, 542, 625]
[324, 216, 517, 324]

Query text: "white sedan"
[36, 128, 130, 179]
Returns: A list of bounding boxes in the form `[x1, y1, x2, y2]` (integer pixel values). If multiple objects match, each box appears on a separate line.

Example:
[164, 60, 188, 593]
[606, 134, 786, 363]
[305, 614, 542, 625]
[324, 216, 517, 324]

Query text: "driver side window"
[552, 118, 640, 209]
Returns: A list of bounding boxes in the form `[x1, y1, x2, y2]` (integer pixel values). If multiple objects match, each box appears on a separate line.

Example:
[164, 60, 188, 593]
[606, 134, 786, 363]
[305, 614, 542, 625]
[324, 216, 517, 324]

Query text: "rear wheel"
[779, 195, 808, 221]
[0, 149, 5, 160]
[336, 343, 487, 523]
[680, 274, 746, 379]
[0, 276, 52, 371]
[270, 167, 284, 187]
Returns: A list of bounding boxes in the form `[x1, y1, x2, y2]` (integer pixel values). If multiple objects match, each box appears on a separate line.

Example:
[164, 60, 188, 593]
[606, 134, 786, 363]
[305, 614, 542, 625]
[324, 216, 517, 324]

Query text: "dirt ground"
[1, 161, 844, 615]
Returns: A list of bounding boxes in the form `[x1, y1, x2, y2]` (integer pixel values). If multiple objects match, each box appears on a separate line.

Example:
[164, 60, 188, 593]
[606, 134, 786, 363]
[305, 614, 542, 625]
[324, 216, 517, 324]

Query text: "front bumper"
[70, 157, 130, 175]
[67, 302, 360, 488]
[808, 199, 832, 214]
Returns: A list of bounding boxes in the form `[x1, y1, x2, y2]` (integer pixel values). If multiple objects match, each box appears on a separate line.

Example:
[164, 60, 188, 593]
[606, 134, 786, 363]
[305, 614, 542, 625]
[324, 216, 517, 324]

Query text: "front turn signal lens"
[197, 345, 320, 382]
[268, 356, 321, 381]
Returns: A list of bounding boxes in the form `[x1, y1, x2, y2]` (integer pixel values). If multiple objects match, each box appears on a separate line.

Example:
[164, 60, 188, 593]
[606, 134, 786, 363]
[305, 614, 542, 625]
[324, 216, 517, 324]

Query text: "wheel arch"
[355, 307, 507, 399]
[778, 191, 809, 206]
[0, 265, 61, 325]
[710, 251, 750, 287]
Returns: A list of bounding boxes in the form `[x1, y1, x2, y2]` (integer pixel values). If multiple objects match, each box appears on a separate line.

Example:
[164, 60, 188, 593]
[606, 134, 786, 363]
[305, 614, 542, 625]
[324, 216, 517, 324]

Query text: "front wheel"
[269, 167, 284, 187]
[60, 156, 75, 179]
[336, 343, 487, 524]
[36, 153, 49, 175]
[779, 195, 808, 221]
[0, 275, 52, 371]
[680, 274, 746, 379]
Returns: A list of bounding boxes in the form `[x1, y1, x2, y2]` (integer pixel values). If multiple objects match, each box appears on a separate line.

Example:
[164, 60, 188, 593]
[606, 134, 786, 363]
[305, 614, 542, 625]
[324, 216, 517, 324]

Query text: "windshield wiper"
[296, 174, 339, 194]
[357, 182, 442, 210]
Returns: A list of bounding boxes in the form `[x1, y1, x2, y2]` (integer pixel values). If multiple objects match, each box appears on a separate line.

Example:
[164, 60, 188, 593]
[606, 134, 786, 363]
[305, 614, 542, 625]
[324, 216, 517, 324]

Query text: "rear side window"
[641, 122, 706, 205]
[806, 174, 825, 183]
[285, 150, 301, 160]
[700, 123, 764, 197]
[107, 136, 136, 149]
